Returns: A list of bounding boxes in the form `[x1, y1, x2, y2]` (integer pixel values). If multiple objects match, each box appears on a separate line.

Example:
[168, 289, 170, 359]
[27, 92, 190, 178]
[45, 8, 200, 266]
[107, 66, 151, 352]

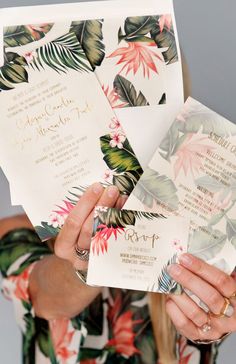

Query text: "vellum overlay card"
[87, 207, 189, 293]
[125, 97, 236, 274]
[0, 32, 143, 241]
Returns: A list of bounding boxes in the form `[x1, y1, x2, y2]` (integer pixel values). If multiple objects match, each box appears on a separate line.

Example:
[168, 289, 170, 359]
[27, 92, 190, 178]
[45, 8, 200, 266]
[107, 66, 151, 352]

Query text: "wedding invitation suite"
[125, 97, 236, 273]
[0, 32, 142, 240]
[0, 0, 184, 185]
[87, 207, 189, 293]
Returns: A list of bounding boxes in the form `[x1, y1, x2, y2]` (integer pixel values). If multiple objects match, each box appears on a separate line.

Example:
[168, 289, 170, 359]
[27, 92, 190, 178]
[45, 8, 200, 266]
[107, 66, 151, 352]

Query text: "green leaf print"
[0, 52, 28, 91]
[188, 226, 227, 261]
[4, 23, 53, 47]
[35, 222, 60, 241]
[158, 92, 166, 104]
[113, 170, 141, 194]
[70, 19, 105, 68]
[226, 218, 236, 241]
[119, 16, 156, 42]
[156, 253, 178, 293]
[150, 16, 178, 64]
[33, 32, 92, 74]
[100, 134, 143, 174]
[133, 167, 179, 211]
[114, 75, 150, 107]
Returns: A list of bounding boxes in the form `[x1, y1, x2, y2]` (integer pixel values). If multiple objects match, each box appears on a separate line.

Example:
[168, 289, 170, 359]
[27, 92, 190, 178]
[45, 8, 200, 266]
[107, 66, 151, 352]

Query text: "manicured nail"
[167, 264, 182, 277]
[107, 186, 119, 198]
[92, 183, 104, 195]
[179, 254, 194, 267]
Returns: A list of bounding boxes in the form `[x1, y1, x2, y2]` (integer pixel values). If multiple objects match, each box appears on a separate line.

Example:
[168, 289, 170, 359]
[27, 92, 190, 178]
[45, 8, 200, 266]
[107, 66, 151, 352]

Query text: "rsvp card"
[87, 207, 189, 293]
[125, 97, 236, 274]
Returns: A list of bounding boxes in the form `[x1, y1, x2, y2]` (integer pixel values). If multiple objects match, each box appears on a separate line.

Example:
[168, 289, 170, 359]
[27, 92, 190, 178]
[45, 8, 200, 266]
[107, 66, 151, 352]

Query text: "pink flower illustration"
[173, 134, 215, 179]
[159, 14, 172, 32]
[25, 23, 52, 40]
[7, 264, 36, 303]
[171, 239, 184, 253]
[106, 294, 142, 358]
[24, 51, 36, 63]
[49, 318, 77, 364]
[102, 85, 128, 109]
[53, 200, 75, 219]
[91, 225, 124, 255]
[110, 131, 126, 149]
[49, 213, 65, 229]
[109, 117, 122, 130]
[103, 169, 114, 183]
[108, 42, 162, 78]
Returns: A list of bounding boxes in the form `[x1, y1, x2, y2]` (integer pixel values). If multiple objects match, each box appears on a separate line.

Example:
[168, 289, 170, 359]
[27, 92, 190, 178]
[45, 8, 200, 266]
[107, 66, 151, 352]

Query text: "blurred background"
[1, 0, 236, 362]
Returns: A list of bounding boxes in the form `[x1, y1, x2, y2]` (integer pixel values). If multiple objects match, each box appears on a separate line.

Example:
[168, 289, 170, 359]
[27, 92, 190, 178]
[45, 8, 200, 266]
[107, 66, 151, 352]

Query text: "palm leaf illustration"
[32, 33, 92, 73]
[133, 211, 166, 220]
[114, 75, 149, 107]
[157, 253, 178, 293]
[70, 19, 105, 68]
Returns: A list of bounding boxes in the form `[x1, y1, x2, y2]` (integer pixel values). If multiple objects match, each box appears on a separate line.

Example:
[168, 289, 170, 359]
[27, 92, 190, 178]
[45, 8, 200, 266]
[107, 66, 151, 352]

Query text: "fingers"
[168, 264, 226, 315]
[74, 186, 119, 270]
[179, 254, 236, 298]
[115, 194, 128, 209]
[166, 298, 199, 341]
[55, 183, 104, 260]
[169, 293, 208, 327]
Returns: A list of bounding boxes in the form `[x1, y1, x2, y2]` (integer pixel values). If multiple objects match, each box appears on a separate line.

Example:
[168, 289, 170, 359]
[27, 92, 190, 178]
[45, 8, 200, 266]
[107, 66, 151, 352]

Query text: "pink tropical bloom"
[49, 318, 77, 364]
[49, 213, 65, 229]
[159, 14, 172, 32]
[91, 225, 124, 255]
[103, 169, 114, 182]
[26, 23, 52, 40]
[53, 200, 75, 219]
[110, 131, 126, 149]
[24, 51, 36, 63]
[7, 264, 35, 303]
[109, 117, 122, 130]
[102, 85, 128, 109]
[173, 134, 215, 178]
[108, 42, 163, 78]
[107, 294, 142, 358]
[171, 239, 184, 253]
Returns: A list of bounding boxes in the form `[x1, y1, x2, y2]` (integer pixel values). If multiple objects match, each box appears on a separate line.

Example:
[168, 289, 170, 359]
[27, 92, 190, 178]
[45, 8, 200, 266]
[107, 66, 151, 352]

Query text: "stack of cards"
[1, 0, 235, 293]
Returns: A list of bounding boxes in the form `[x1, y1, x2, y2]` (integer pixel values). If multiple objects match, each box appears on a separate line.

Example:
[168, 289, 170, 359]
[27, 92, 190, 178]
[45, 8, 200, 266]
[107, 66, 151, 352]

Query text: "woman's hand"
[166, 254, 236, 342]
[54, 182, 126, 270]
[30, 183, 127, 320]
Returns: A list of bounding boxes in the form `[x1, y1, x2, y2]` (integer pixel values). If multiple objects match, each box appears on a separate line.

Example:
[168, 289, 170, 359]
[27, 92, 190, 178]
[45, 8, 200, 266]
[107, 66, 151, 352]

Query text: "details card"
[87, 207, 189, 293]
[125, 97, 236, 274]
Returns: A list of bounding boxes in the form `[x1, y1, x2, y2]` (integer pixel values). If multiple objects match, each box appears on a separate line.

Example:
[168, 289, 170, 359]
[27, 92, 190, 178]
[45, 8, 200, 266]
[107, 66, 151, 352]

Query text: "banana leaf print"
[226, 217, 236, 242]
[188, 226, 227, 261]
[0, 52, 28, 91]
[32, 32, 92, 73]
[113, 170, 141, 195]
[100, 134, 143, 174]
[133, 167, 179, 211]
[70, 19, 105, 69]
[4, 23, 53, 47]
[118, 15, 178, 65]
[150, 15, 178, 65]
[158, 93, 166, 104]
[114, 75, 149, 107]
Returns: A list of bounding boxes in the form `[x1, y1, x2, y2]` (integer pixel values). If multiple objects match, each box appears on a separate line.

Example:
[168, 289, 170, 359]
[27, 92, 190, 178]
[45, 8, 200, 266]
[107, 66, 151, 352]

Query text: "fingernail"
[179, 254, 193, 267]
[167, 264, 182, 277]
[92, 183, 104, 195]
[107, 186, 119, 198]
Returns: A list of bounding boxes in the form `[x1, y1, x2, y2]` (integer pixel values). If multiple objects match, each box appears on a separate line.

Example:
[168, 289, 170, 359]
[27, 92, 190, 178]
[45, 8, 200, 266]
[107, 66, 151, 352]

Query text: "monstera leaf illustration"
[188, 226, 227, 261]
[100, 134, 143, 174]
[70, 19, 105, 68]
[118, 16, 156, 43]
[150, 15, 178, 64]
[32, 33, 92, 73]
[114, 75, 149, 107]
[4, 23, 53, 47]
[133, 167, 179, 211]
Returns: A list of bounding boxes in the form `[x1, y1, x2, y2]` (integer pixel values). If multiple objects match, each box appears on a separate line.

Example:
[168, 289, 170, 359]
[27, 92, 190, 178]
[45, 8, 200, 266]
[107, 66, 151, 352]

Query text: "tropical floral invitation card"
[125, 98, 236, 274]
[0, 32, 143, 241]
[0, 0, 184, 173]
[87, 207, 189, 293]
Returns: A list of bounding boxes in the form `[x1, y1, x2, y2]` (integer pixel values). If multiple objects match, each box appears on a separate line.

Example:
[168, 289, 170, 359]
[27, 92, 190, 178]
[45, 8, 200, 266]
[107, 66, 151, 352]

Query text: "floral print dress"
[0, 228, 219, 364]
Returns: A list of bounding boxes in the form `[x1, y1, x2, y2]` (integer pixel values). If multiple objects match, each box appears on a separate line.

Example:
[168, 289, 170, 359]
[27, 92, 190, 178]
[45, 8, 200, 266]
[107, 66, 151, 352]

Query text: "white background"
[1, 0, 236, 363]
